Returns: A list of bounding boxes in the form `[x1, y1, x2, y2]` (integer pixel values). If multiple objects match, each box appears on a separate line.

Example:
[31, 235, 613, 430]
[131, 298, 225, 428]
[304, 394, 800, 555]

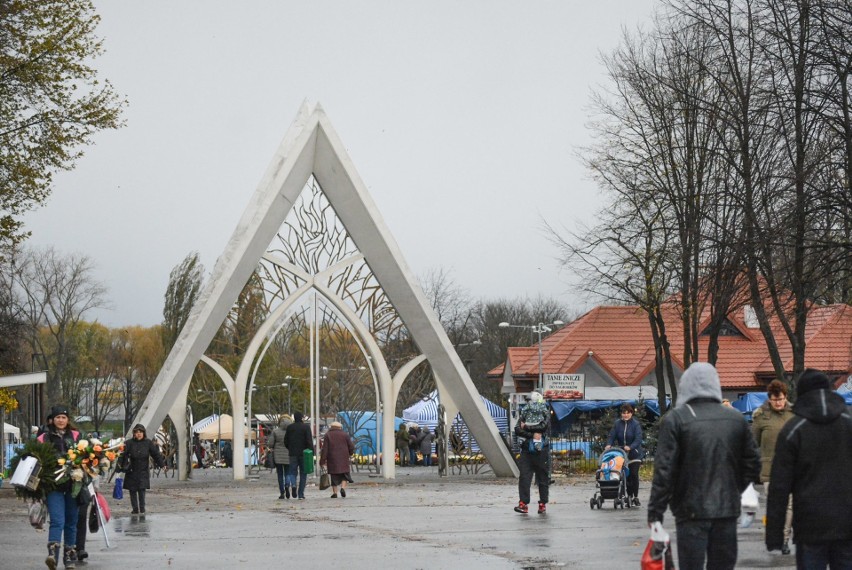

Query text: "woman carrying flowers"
[37, 405, 81, 569]
[119, 423, 166, 514]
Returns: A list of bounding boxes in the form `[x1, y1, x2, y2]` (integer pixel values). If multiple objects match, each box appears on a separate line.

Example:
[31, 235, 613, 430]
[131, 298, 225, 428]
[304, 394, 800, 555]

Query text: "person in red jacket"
[319, 421, 354, 498]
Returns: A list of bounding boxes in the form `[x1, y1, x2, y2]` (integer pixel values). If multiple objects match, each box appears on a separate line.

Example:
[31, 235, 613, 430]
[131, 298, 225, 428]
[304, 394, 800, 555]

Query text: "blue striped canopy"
[402, 390, 508, 453]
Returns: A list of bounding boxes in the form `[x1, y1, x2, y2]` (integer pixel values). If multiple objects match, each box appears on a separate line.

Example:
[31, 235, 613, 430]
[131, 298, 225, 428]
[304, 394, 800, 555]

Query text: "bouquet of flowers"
[54, 437, 125, 497]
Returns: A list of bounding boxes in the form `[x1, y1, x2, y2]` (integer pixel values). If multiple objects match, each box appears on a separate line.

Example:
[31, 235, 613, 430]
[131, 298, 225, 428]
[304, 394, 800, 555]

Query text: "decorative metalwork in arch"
[131, 102, 518, 481]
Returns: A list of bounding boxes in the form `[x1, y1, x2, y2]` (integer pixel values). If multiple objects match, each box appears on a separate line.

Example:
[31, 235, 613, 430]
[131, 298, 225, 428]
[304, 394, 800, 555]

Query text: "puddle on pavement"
[112, 515, 151, 537]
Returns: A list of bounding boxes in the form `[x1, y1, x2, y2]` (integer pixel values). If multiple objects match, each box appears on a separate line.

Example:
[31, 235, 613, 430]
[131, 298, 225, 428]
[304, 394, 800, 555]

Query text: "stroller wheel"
[596, 496, 604, 509]
[590, 498, 595, 510]
[614, 499, 621, 509]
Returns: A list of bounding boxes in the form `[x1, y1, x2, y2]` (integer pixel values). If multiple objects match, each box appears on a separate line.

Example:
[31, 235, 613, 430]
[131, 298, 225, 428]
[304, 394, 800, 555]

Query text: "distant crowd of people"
[395, 423, 435, 466]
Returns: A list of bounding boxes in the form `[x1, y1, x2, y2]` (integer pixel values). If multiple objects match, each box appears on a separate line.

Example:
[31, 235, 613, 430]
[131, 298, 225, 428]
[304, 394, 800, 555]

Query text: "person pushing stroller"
[604, 403, 643, 506]
[514, 391, 550, 514]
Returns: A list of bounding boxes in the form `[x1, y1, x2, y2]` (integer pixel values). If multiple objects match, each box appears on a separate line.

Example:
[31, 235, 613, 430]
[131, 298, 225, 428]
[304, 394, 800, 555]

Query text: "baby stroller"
[590, 448, 632, 510]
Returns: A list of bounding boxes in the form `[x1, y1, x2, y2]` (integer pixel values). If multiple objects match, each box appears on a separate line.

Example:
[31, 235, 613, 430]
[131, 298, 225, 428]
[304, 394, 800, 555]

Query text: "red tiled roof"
[489, 302, 852, 391]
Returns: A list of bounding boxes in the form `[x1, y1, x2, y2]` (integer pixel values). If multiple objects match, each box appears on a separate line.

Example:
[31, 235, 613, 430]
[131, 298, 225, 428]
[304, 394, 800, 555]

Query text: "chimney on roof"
[743, 305, 760, 329]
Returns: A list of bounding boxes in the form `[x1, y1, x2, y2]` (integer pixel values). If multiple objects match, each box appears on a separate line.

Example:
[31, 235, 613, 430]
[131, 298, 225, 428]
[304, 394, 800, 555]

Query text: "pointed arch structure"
[131, 102, 518, 479]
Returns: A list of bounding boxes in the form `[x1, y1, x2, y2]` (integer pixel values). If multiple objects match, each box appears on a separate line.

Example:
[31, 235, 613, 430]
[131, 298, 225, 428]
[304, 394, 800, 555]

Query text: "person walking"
[396, 423, 410, 466]
[605, 403, 644, 506]
[119, 424, 167, 515]
[267, 415, 293, 499]
[408, 425, 420, 465]
[284, 412, 314, 500]
[37, 405, 81, 569]
[766, 369, 852, 568]
[418, 427, 435, 467]
[514, 391, 550, 515]
[751, 379, 795, 555]
[320, 421, 355, 498]
[647, 362, 760, 570]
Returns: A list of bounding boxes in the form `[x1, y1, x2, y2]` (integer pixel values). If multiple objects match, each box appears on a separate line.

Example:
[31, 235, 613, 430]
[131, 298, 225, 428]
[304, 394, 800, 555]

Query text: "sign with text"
[543, 374, 585, 400]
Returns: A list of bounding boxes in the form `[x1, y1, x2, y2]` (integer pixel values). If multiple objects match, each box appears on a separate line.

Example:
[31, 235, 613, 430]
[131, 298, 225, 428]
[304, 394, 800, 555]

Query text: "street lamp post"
[284, 376, 302, 415]
[197, 388, 227, 462]
[498, 321, 564, 392]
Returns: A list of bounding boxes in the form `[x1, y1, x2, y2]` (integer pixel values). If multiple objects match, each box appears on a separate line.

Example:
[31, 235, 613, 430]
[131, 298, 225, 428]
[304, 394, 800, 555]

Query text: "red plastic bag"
[641, 522, 675, 570]
[95, 491, 111, 522]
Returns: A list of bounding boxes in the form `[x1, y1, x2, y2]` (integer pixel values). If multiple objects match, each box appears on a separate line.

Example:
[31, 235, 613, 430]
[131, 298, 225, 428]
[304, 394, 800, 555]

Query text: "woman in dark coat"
[319, 421, 354, 498]
[605, 403, 644, 506]
[119, 423, 167, 514]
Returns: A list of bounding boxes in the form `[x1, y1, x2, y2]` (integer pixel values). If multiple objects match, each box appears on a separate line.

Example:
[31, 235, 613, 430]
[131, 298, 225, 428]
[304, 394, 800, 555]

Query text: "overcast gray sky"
[22, 1, 657, 327]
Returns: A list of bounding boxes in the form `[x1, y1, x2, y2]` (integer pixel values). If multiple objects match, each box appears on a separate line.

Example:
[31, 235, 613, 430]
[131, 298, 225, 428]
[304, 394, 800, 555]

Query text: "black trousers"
[675, 517, 738, 570]
[76, 504, 87, 551]
[517, 451, 549, 505]
[627, 460, 641, 498]
[129, 489, 146, 512]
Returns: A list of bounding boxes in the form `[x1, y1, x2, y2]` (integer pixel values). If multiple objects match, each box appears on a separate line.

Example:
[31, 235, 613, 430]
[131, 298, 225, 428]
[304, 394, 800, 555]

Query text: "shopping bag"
[113, 476, 123, 500]
[264, 451, 274, 469]
[641, 522, 675, 570]
[319, 471, 331, 490]
[303, 449, 315, 474]
[28, 501, 47, 530]
[740, 483, 759, 527]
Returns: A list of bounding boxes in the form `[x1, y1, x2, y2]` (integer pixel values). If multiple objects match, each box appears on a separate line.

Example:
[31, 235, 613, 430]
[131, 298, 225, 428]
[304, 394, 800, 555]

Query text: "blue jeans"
[675, 517, 737, 570]
[796, 540, 852, 570]
[46, 490, 79, 545]
[288, 457, 307, 498]
[409, 448, 417, 465]
[275, 463, 293, 493]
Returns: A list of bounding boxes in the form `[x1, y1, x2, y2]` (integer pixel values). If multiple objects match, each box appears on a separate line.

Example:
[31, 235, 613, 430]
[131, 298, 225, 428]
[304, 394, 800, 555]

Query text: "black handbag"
[319, 470, 331, 490]
[88, 503, 99, 533]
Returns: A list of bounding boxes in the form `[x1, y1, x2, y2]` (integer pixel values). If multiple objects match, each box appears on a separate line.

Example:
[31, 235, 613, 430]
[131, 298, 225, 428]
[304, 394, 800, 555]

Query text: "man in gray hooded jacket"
[647, 362, 760, 570]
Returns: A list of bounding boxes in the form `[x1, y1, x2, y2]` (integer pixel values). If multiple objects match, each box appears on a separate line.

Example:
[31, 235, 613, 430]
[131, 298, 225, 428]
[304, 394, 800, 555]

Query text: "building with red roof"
[488, 302, 852, 400]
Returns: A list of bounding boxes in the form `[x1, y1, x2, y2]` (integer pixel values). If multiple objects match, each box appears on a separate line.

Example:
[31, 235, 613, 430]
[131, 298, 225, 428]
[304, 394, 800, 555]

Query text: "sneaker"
[632, 497, 641, 507]
[538, 502, 546, 514]
[513, 501, 528, 514]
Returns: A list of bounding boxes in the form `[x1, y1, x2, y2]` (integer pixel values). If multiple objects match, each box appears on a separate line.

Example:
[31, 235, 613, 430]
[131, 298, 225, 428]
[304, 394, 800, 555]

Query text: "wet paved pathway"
[0, 467, 796, 569]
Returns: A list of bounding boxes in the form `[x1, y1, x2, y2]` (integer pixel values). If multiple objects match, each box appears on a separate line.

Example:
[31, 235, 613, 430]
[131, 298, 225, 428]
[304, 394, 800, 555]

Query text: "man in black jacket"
[284, 412, 314, 500]
[648, 362, 760, 570]
[766, 369, 852, 568]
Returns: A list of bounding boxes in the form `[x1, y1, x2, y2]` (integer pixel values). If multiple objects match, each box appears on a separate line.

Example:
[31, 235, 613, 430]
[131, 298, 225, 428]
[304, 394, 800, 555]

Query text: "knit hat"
[132, 423, 147, 435]
[796, 369, 831, 397]
[330, 421, 342, 429]
[50, 405, 70, 418]
[676, 362, 723, 407]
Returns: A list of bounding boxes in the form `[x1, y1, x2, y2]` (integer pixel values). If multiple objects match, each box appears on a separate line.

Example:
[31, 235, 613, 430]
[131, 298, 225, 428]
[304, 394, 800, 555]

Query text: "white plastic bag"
[740, 483, 759, 527]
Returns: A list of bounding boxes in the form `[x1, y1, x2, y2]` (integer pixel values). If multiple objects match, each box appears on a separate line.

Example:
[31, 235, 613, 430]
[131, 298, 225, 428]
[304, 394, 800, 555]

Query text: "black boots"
[63, 546, 77, 568]
[45, 542, 60, 569]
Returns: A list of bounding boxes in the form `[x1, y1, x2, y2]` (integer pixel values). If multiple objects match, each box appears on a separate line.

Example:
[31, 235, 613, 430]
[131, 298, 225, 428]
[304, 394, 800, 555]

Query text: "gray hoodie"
[676, 362, 723, 407]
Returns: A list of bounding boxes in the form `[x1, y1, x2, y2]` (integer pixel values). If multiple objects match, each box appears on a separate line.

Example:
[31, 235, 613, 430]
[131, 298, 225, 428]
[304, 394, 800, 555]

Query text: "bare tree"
[9, 246, 107, 404]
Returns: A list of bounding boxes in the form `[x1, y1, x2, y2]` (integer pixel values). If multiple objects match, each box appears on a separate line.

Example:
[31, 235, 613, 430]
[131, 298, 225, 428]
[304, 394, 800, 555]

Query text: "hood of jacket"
[793, 389, 847, 424]
[676, 362, 722, 407]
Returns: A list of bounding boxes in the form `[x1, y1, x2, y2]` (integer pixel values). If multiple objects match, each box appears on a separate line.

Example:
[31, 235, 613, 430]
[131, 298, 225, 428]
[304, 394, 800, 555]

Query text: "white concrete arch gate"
[131, 102, 518, 480]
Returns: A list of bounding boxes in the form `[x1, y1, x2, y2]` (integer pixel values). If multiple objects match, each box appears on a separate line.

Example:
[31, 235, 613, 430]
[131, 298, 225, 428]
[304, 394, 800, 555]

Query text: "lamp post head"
[498, 322, 510, 328]
[553, 320, 564, 326]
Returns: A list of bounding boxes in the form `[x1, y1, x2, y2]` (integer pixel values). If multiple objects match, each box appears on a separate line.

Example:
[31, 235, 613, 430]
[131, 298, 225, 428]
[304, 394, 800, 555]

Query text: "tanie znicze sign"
[543, 374, 585, 400]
